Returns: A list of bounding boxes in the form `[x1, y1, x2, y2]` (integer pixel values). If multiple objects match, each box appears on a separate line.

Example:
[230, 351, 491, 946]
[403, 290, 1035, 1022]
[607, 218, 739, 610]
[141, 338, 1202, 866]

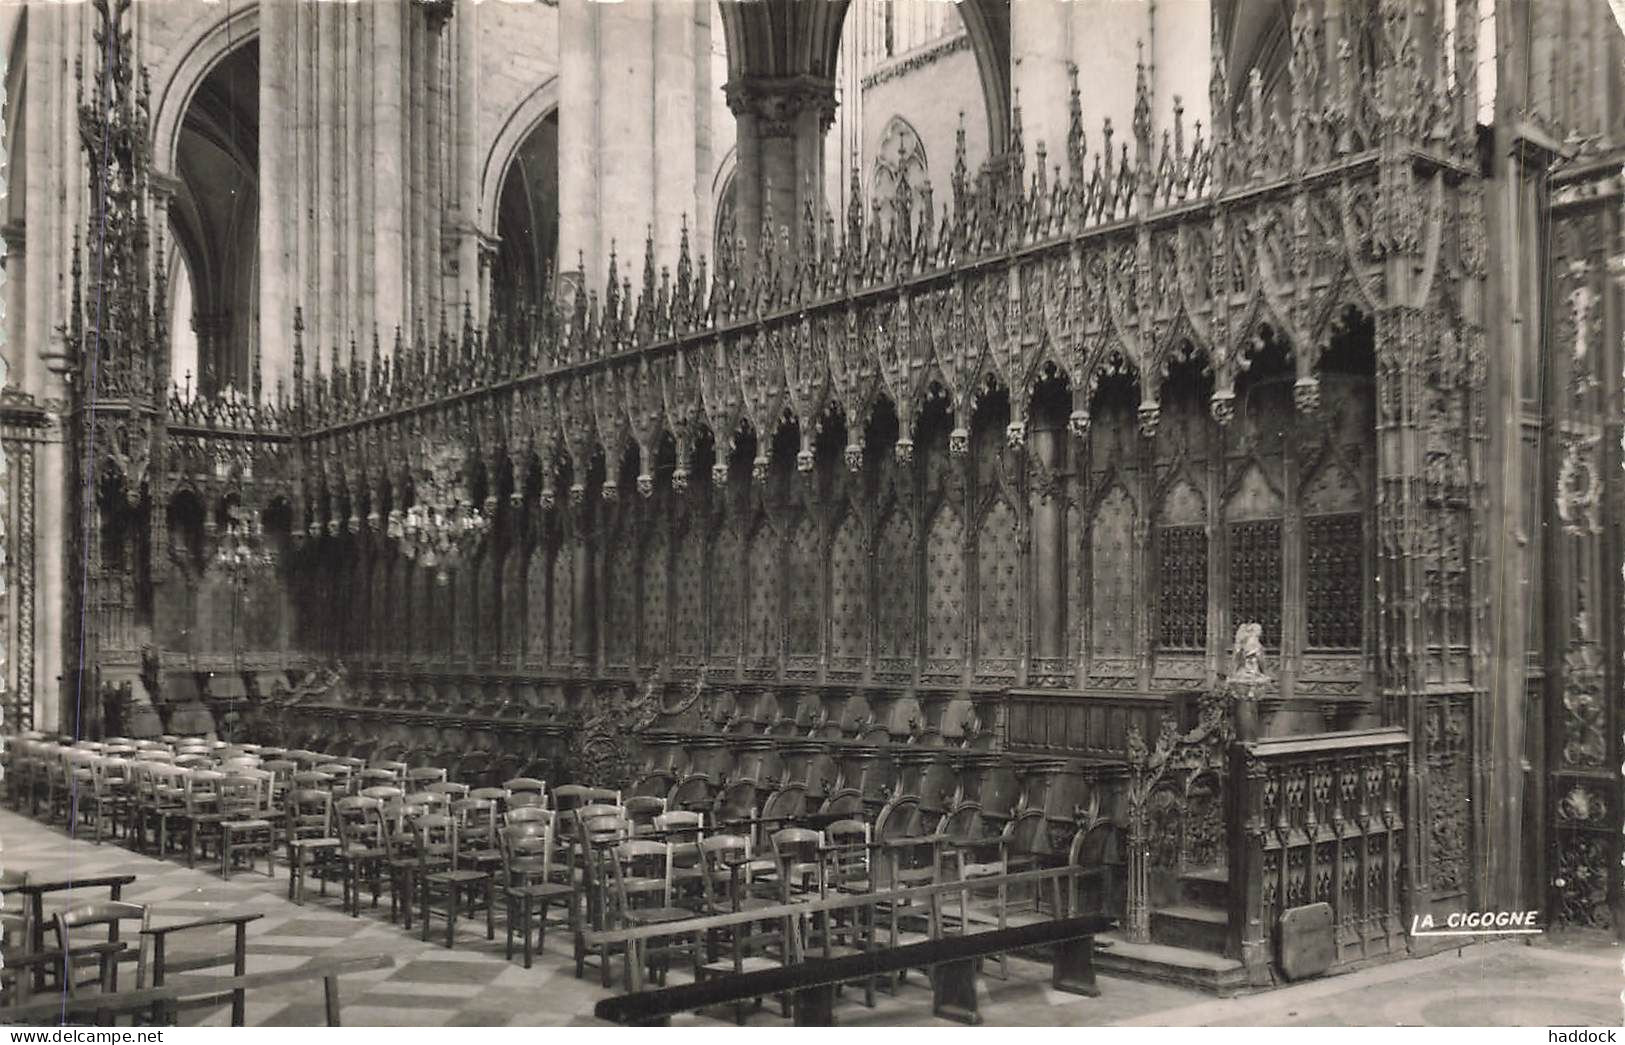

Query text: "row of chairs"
[6, 735, 1008, 1025]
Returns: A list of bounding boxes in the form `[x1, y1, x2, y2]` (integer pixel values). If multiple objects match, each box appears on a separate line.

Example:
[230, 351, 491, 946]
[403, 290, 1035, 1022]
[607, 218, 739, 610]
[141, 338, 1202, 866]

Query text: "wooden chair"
[52, 902, 151, 997]
[383, 795, 433, 929]
[285, 789, 341, 905]
[499, 821, 572, 968]
[570, 807, 630, 981]
[875, 832, 944, 983]
[317, 763, 356, 796]
[937, 803, 1011, 977]
[218, 772, 277, 880]
[285, 750, 322, 771]
[142, 912, 262, 1025]
[695, 833, 788, 1023]
[123, 761, 159, 849]
[357, 768, 399, 792]
[144, 765, 192, 857]
[370, 760, 409, 784]
[334, 797, 389, 917]
[550, 784, 592, 814]
[606, 841, 702, 992]
[507, 791, 547, 812]
[769, 828, 825, 905]
[453, 798, 505, 880]
[80, 757, 132, 844]
[818, 819, 878, 1007]
[425, 780, 470, 802]
[415, 814, 495, 949]
[504, 805, 552, 828]
[626, 795, 668, 836]
[180, 770, 227, 869]
[404, 767, 447, 791]
[504, 777, 547, 803]
[652, 811, 707, 903]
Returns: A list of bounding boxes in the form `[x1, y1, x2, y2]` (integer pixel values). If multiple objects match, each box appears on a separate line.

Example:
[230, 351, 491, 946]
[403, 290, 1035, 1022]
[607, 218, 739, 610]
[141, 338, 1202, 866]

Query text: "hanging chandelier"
[214, 503, 276, 579]
[389, 443, 489, 585]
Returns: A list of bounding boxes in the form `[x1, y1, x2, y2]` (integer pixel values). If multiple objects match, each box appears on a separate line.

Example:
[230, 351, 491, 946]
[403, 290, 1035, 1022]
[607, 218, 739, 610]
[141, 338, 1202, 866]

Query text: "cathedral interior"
[0, 0, 1621, 1025]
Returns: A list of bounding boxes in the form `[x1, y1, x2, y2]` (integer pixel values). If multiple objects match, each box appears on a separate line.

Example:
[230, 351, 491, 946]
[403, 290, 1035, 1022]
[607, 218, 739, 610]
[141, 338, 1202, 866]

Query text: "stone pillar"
[373, 0, 407, 337]
[724, 76, 837, 265]
[448, 0, 483, 311]
[557, 0, 714, 296]
[259, 0, 294, 389]
[556, 0, 599, 296]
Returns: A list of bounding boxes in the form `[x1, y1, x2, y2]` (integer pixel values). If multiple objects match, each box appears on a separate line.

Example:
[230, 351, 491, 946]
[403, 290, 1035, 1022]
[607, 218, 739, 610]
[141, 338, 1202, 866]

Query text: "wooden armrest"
[143, 913, 265, 937]
[881, 836, 938, 849]
[942, 835, 1007, 849]
[2, 942, 127, 971]
[14, 874, 136, 896]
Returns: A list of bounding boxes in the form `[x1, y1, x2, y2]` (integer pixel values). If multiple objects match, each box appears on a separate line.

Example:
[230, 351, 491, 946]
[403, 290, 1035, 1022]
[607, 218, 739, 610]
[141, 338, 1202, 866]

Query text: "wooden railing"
[1230, 727, 1409, 985]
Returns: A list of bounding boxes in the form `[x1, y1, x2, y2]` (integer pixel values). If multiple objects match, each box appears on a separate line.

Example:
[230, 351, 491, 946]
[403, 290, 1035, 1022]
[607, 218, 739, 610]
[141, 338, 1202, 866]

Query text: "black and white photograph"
[0, 0, 1619, 1031]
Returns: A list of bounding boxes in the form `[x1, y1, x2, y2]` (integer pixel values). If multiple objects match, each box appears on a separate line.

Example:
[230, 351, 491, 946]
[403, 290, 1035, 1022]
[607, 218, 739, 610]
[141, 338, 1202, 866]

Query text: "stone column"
[259, 0, 294, 389]
[556, 0, 600, 297]
[373, 0, 408, 337]
[447, 0, 483, 311]
[724, 76, 837, 265]
[557, 0, 714, 296]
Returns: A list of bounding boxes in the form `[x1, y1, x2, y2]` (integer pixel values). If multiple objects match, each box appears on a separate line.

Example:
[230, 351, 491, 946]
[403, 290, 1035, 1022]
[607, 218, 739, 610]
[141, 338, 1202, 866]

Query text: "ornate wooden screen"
[1228, 519, 1282, 649]
[1158, 525, 1207, 651]
[1305, 513, 1362, 650]
[1544, 165, 1623, 931]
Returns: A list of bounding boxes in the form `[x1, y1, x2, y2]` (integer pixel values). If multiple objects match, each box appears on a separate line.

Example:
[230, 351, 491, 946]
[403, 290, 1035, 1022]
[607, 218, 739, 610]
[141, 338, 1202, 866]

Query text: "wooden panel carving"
[976, 497, 1020, 673]
[1305, 513, 1362, 650]
[827, 510, 865, 667]
[1228, 519, 1282, 649]
[747, 521, 780, 668]
[1424, 696, 1472, 900]
[549, 543, 572, 666]
[643, 522, 669, 662]
[924, 505, 965, 677]
[1090, 487, 1136, 656]
[1158, 525, 1207, 650]
[786, 514, 821, 658]
[672, 515, 704, 659]
[607, 524, 638, 665]
[708, 523, 741, 660]
[873, 509, 915, 676]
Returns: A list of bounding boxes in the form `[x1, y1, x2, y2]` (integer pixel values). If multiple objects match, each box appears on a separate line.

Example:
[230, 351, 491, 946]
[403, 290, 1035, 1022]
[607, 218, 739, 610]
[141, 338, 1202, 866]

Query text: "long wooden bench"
[0, 953, 395, 1026]
[595, 913, 1114, 1026]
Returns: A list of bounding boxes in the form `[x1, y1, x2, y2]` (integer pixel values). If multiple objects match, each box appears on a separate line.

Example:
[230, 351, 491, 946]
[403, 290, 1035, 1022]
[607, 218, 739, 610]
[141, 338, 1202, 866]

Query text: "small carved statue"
[1228, 622, 1271, 684]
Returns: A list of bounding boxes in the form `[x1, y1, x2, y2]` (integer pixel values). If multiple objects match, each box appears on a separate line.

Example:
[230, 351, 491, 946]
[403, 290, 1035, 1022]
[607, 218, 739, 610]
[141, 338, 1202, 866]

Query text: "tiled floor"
[1, 807, 1619, 1027]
